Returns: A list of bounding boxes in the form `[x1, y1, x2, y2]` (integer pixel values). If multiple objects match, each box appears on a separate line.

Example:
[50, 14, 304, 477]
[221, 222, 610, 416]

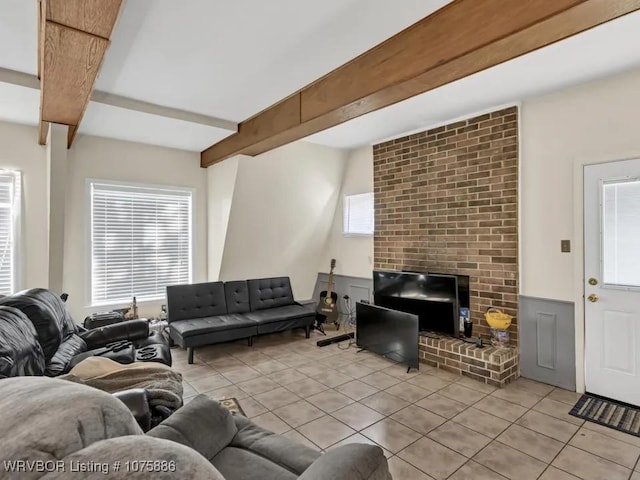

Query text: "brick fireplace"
[373, 107, 519, 384]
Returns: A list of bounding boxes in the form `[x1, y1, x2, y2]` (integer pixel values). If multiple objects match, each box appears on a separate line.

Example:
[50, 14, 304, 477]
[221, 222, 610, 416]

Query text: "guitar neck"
[326, 271, 334, 296]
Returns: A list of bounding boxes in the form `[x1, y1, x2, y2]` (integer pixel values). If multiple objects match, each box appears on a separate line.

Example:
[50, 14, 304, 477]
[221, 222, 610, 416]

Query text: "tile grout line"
[537, 419, 588, 480]
[176, 335, 640, 480]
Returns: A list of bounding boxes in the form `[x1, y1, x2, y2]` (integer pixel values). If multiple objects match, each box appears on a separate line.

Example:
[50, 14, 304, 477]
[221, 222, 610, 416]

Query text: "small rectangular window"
[0, 170, 21, 295]
[343, 192, 374, 236]
[90, 181, 193, 306]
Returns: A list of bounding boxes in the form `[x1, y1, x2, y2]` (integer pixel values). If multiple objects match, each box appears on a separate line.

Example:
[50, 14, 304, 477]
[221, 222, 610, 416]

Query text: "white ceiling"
[0, 0, 451, 150]
[1, 1, 639, 153]
[97, 0, 453, 121]
[306, 11, 640, 149]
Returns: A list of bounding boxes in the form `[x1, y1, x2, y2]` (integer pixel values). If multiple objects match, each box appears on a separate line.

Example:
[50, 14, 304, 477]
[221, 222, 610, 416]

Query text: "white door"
[585, 158, 640, 405]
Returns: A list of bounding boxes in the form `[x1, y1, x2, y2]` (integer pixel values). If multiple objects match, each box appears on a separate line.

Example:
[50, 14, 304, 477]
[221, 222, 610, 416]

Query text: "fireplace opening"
[373, 270, 470, 337]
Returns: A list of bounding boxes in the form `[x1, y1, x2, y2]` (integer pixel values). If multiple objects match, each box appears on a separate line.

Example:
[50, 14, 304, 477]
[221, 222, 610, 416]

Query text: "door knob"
[587, 294, 598, 303]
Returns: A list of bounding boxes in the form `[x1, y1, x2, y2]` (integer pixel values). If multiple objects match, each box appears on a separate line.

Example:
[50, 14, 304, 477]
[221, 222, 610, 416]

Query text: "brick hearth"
[419, 334, 518, 387]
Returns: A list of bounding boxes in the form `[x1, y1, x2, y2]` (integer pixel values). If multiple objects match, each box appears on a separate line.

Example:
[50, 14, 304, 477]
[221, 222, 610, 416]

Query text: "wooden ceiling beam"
[201, 0, 640, 167]
[37, 0, 123, 147]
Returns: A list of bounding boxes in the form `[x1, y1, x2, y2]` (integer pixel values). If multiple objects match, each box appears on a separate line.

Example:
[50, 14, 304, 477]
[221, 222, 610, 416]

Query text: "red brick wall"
[373, 107, 519, 344]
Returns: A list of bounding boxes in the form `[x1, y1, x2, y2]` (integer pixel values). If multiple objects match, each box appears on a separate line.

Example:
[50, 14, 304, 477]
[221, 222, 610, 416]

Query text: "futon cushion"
[167, 282, 228, 322]
[247, 277, 295, 311]
[170, 315, 256, 338]
[224, 281, 251, 314]
[243, 304, 315, 325]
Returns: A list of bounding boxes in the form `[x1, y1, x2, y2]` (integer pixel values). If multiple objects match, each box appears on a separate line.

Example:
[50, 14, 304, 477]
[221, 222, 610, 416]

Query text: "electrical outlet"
[561, 240, 571, 253]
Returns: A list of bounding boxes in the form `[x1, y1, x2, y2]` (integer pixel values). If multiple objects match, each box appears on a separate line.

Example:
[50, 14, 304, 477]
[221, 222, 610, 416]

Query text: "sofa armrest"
[148, 394, 237, 460]
[113, 388, 151, 432]
[299, 444, 391, 480]
[231, 414, 320, 475]
[52, 436, 225, 480]
[79, 319, 149, 349]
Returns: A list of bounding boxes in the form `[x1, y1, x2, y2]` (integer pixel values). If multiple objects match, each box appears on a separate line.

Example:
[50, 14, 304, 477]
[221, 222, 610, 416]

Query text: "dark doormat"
[218, 397, 246, 416]
[570, 394, 640, 437]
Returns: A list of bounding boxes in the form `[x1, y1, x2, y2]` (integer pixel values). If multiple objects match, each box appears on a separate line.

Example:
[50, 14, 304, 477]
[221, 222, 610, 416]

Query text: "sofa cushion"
[0, 306, 46, 377]
[170, 315, 257, 338]
[0, 377, 143, 465]
[0, 288, 75, 362]
[225, 281, 251, 314]
[58, 436, 225, 480]
[213, 447, 297, 480]
[243, 304, 315, 325]
[247, 277, 295, 311]
[149, 395, 237, 461]
[80, 319, 149, 350]
[45, 333, 87, 377]
[167, 282, 228, 322]
[298, 444, 390, 480]
[232, 415, 320, 475]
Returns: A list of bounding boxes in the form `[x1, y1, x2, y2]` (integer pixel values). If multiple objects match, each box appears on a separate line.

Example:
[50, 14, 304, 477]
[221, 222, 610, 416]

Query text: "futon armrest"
[148, 395, 237, 460]
[113, 388, 151, 432]
[295, 300, 317, 310]
[296, 299, 316, 305]
[299, 444, 391, 480]
[79, 319, 149, 349]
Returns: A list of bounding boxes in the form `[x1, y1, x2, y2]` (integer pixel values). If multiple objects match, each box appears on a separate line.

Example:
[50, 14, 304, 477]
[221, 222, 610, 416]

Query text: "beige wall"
[218, 141, 347, 300]
[207, 155, 241, 281]
[63, 135, 208, 320]
[320, 146, 374, 279]
[0, 122, 48, 288]
[520, 67, 640, 302]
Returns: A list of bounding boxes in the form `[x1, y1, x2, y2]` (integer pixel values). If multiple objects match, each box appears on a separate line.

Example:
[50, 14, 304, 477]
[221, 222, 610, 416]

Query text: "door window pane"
[603, 179, 640, 287]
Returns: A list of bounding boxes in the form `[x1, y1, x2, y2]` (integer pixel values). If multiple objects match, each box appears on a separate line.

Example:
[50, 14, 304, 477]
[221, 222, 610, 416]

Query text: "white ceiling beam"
[0, 67, 237, 132]
[0, 67, 40, 90]
[90, 91, 236, 130]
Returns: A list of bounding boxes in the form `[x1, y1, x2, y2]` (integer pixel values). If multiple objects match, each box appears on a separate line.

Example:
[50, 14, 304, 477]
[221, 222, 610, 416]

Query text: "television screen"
[373, 271, 458, 303]
[373, 270, 459, 336]
[356, 302, 419, 369]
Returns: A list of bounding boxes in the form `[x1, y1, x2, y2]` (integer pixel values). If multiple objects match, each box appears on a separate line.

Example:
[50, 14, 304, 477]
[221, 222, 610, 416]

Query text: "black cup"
[463, 320, 473, 338]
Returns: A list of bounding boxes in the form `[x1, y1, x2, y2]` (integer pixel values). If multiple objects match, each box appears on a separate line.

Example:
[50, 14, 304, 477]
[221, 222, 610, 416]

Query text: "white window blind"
[343, 192, 374, 235]
[603, 179, 640, 287]
[0, 171, 21, 296]
[90, 181, 192, 306]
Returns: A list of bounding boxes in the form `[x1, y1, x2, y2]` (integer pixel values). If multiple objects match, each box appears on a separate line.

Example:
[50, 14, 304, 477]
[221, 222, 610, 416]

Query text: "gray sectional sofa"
[167, 277, 316, 363]
[1, 376, 392, 480]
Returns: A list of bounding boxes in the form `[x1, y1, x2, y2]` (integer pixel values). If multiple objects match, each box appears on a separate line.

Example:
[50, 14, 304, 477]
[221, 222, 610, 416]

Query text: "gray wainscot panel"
[519, 295, 576, 391]
[313, 273, 373, 323]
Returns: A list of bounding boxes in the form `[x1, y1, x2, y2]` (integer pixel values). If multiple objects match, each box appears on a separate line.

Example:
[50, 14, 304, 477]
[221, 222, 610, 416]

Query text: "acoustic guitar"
[317, 259, 339, 323]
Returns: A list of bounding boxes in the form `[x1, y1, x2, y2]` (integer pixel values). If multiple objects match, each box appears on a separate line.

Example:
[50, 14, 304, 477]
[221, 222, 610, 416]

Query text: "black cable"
[337, 297, 357, 350]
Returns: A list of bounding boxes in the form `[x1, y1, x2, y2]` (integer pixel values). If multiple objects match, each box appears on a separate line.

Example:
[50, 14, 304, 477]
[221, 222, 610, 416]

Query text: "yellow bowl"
[485, 309, 512, 330]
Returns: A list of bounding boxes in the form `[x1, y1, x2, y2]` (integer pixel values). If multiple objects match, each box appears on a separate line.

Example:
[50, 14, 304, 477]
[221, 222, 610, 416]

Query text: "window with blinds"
[343, 192, 374, 235]
[0, 171, 21, 296]
[90, 181, 193, 306]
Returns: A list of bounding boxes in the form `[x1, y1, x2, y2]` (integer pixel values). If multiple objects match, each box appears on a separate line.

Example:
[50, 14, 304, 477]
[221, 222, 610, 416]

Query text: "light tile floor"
[173, 330, 640, 480]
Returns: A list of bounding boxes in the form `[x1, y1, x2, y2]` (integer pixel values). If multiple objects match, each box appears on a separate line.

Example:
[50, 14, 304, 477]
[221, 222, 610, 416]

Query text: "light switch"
[561, 240, 571, 253]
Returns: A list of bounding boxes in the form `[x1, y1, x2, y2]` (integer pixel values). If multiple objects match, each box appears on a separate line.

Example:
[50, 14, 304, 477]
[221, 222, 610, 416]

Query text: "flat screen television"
[356, 302, 419, 370]
[373, 270, 460, 336]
